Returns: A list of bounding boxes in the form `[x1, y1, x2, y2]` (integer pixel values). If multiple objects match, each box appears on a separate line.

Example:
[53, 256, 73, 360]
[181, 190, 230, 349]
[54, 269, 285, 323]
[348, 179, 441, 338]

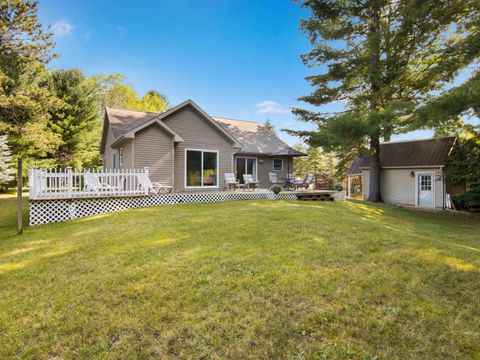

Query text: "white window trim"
[235, 156, 258, 181]
[184, 148, 219, 189]
[273, 158, 283, 172]
[112, 152, 117, 169]
[414, 170, 436, 209]
[119, 147, 123, 167]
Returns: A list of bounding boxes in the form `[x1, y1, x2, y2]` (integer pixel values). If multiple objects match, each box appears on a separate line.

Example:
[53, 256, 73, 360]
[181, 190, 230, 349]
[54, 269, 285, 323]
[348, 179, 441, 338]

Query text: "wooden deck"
[293, 190, 336, 201]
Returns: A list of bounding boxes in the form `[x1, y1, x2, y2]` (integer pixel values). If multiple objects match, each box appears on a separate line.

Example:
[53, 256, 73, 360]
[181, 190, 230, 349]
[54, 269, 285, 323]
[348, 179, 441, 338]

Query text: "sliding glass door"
[185, 149, 218, 188]
[235, 157, 257, 183]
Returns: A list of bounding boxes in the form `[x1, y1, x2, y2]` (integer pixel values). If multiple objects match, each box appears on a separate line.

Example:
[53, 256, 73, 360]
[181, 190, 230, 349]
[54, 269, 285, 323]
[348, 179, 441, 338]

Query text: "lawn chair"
[224, 173, 240, 191]
[295, 172, 314, 190]
[136, 173, 173, 194]
[84, 172, 118, 192]
[285, 173, 296, 191]
[269, 172, 282, 187]
[243, 174, 259, 191]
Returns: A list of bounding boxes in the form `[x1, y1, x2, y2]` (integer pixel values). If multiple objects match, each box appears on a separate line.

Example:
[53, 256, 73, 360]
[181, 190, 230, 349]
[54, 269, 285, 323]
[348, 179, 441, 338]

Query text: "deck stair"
[295, 191, 335, 201]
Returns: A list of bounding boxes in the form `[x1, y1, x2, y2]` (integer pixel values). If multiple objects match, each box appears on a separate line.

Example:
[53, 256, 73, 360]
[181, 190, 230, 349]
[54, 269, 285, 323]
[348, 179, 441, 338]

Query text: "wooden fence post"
[144, 167, 149, 195]
[66, 166, 73, 198]
[17, 158, 22, 235]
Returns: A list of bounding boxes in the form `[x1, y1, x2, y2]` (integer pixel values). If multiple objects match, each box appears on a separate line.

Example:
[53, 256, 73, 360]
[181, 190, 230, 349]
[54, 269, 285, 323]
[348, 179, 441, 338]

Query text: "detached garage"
[346, 137, 456, 210]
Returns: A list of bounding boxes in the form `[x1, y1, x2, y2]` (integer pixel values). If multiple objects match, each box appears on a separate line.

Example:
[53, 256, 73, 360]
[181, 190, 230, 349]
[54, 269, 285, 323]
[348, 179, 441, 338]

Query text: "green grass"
[0, 194, 479, 359]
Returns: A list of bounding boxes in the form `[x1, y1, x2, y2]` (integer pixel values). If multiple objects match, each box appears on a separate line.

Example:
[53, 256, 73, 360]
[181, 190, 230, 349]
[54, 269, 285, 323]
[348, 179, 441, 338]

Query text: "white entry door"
[417, 173, 434, 208]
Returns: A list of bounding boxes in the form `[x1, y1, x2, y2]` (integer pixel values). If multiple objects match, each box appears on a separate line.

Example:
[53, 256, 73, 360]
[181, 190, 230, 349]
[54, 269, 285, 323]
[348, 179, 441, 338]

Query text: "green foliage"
[42, 69, 103, 169]
[288, 0, 479, 201]
[269, 184, 282, 194]
[0, 0, 62, 159]
[454, 186, 480, 209]
[264, 118, 276, 133]
[0, 135, 14, 191]
[444, 129, 480, 188]
[96, 74, 170, 113]
[293, 144, 339, 179]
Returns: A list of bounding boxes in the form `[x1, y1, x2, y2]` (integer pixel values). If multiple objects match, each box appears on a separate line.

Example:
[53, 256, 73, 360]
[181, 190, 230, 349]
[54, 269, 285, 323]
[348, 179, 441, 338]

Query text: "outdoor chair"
[224, 173, 240, 191]
[285, 173, 296, 190]
[295, 172, 314, 190]
[269, 172, 282, 187]
[136, 173, 173, 194]
[84, 172, 118, 192]
[243, 174, 259, 191]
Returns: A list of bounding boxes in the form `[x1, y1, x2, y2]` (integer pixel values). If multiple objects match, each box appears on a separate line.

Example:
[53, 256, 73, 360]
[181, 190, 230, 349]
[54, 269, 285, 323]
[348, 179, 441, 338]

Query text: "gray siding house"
[100, 100, 296, 192]
[347, 137, 456, 209]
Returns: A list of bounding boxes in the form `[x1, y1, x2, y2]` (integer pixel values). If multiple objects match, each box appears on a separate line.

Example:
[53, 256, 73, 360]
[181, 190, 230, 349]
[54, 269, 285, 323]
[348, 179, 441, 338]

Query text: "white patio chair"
[243, 174, 259, 191]
[224, 173, 240, 191]
[137, 173, 173, 194]
[84, 172, 118, 192]
[269, 172, 282, 187]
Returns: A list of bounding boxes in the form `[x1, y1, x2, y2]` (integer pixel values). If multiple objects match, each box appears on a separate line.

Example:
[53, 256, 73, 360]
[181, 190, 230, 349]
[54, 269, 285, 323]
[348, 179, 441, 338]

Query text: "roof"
[346, 137, 456, 175]
[213, 116, 290, 155]
[102, 100, 291, 156]
[101, 100, 241, 153]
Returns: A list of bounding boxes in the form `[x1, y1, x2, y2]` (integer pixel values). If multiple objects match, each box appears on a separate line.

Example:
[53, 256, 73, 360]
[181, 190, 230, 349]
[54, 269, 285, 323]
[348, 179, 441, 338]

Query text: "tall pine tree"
[287, 0, 478, 201]
[0, 135, 14, 191]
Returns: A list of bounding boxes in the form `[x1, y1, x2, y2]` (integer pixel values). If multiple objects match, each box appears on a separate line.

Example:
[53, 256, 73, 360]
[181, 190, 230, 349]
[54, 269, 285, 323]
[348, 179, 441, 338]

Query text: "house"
[346, 137, 456, 209]
[100, 99, 300, 191]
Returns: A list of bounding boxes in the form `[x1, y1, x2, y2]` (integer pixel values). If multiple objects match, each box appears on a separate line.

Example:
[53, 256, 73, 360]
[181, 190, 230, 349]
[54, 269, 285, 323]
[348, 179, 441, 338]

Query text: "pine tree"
[287, 0, 478, 202]
[0, 135, 14, 191]
[264, 119, 276, 133]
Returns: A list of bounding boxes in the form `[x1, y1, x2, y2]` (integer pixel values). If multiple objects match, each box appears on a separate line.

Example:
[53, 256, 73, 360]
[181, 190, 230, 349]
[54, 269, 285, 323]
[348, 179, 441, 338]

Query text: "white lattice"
[29, 191, 343, 226]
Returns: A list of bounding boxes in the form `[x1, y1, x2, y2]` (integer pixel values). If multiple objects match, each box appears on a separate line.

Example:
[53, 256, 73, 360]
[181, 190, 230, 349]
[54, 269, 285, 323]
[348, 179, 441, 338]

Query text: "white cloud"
[255, 100, 291, 115]
[51, 19, 74, 36]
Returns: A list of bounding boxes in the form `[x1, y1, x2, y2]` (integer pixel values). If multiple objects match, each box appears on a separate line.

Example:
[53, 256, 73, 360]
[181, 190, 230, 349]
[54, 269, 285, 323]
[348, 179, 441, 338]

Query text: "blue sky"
[38, 0, 476, 145]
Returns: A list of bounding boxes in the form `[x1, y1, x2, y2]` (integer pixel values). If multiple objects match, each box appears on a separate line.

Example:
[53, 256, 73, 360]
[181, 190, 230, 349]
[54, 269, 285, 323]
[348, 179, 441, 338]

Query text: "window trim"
[184, 148, 219, 189]
[414, 170, 436, 209]
[273, 158, 283, 172]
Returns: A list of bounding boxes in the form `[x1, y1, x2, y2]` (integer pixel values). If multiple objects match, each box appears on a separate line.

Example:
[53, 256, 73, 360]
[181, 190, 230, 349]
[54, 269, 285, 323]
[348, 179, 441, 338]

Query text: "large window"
[236, 157, 257, 183]
[186, 149, 218, 187]
[273, 158, 283, 171]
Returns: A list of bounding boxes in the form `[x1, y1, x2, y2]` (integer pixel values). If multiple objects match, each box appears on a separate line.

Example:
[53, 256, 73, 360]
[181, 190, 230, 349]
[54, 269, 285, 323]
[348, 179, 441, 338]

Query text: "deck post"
[66, 166, 73, 198]
[347, 176, 351, 198]
[144, 167, 149, 195]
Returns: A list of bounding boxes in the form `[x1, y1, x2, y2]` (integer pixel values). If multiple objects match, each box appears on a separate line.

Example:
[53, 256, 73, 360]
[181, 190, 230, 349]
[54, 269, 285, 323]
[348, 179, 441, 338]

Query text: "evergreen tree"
[42, 69, 103, 168]
[0, 135, 14, 191]
[287, 0, 478, 202]
[264, 118, 276, 133]
[0, 0, 62, 160]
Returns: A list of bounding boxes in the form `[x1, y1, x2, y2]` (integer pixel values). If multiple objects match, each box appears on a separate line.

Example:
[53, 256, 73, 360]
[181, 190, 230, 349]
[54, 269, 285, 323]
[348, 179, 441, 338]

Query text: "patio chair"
[243, 174, 259, 191]
[295, 172, 315, 190]
[84, 172, 118, 192]
[224, 173, 240, 191]
[269, 172, 282, 187]
[285, 173, 296, 191]
[136, 173, 173, 194]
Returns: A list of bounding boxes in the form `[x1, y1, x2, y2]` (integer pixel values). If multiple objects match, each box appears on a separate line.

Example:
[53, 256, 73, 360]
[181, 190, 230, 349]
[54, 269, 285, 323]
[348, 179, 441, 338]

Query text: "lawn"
[0, 194, 479, 359]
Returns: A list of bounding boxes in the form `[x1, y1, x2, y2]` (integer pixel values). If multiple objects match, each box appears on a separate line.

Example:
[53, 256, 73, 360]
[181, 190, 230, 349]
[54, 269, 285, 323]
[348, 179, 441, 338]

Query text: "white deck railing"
[28, 167, 151, 200]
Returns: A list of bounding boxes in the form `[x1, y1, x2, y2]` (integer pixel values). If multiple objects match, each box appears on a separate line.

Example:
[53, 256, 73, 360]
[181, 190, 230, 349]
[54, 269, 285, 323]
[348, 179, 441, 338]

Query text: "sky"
[38, 0, 477, 146]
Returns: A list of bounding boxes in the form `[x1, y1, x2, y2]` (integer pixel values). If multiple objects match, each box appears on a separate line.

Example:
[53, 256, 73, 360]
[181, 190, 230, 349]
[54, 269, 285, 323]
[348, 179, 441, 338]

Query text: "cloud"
[51, 19, 74, 36]
[255, 100, 291, 114]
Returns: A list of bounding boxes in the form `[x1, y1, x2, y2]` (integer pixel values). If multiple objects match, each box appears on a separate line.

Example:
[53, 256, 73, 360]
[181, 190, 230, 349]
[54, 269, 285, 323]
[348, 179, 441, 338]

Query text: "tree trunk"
[366, 4, 382, 202]
[368, 136, 381, 202]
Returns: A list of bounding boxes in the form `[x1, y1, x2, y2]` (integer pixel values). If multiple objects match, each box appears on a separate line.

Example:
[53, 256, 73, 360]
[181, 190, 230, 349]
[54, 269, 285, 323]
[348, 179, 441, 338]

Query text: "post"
[144, 167, 149, 195]
[347, 176, 351, 198]
[17, 158, 23, 235]
[66, 166, 72, 198]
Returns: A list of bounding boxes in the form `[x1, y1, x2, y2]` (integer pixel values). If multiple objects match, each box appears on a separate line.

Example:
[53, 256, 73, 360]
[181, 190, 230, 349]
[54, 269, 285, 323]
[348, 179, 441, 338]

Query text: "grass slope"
[0, 194, 479, 359]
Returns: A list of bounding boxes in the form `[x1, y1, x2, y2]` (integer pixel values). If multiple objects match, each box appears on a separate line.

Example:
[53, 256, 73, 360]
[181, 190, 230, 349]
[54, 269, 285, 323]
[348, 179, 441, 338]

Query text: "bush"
[335, 183, 343, 191]
[453, 186, 480, 210]
[270, 184, 282, 195]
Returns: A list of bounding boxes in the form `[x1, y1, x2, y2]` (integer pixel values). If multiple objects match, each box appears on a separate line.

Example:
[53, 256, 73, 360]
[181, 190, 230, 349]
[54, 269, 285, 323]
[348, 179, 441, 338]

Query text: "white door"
[417, 173, 434, 208]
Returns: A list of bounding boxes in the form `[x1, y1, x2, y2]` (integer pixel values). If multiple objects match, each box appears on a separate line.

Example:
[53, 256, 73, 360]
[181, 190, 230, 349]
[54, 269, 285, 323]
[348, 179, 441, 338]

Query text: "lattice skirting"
[29, 191, 309, 226]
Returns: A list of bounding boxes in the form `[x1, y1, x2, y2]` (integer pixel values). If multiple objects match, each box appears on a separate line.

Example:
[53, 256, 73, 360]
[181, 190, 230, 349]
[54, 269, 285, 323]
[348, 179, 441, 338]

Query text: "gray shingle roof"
[213, 117, 289, 155]
[346, 137, 456, 175]
[104, 105, 291, 156]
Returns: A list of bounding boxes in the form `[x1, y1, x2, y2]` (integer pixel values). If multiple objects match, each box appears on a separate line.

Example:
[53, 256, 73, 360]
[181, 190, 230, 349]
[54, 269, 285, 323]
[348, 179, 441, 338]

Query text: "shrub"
[270, 184, 282, 195]
[453, 186, 480, 210]
[335, 183, 344, 191]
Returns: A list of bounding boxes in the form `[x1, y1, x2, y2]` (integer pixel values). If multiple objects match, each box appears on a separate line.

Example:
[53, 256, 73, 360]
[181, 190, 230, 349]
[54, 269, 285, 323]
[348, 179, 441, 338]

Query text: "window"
[273, 158, 283, 171]
[420, 175, 432, 190]
[236, 157, 257, 183]
[112, 153, 117, 169]
[119, 148, 123, 167]
[185, 149, 218, 187]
